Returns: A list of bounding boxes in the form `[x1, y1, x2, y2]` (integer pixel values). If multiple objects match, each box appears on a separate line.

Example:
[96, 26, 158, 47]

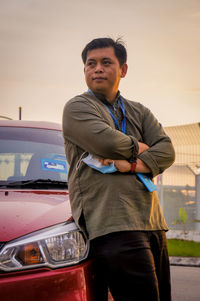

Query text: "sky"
[0, 0, 200, 126]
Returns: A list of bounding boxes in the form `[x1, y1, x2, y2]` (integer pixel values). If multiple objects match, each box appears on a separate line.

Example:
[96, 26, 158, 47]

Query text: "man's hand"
[113, 160, 132, 173]
[98, 158, 130, 173]
[138, 142, 149, 154]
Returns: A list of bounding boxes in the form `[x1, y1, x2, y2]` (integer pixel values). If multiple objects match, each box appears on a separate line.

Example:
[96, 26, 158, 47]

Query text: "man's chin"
[90, 86, 106, 94]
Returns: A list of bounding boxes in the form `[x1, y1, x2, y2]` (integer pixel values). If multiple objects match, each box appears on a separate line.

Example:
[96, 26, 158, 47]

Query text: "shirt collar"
[89, 90, 121, 107]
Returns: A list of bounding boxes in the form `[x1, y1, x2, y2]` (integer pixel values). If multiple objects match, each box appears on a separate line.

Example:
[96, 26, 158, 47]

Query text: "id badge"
[136, 173, 157, 192]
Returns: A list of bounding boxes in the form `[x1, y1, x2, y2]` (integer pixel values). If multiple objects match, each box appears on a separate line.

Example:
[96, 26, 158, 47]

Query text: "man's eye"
[103, 61, 111, 65]
[87, 62, 95, 66]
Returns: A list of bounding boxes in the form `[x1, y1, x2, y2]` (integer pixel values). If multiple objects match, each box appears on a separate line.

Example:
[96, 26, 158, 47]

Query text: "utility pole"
[19, 107, 22, 120]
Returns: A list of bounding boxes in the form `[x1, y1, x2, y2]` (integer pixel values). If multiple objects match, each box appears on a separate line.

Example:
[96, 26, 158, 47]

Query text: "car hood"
[0, 190, 71, 242]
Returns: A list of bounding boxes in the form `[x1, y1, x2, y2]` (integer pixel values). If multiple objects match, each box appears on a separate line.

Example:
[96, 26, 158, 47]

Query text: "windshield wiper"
[0, 179, 68, 189]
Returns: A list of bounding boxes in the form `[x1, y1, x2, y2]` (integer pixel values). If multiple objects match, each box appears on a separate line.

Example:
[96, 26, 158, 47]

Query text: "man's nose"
[95, 63, 104, 73]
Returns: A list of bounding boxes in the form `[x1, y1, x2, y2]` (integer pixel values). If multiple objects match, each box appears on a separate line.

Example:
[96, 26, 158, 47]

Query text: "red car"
[0, 120, 97, 301]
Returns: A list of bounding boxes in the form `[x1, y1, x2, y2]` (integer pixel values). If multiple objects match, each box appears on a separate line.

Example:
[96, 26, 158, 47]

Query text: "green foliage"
[178, 207, 188, 224]
[167, 239, 200, 257]
[172, 207, 189, 233]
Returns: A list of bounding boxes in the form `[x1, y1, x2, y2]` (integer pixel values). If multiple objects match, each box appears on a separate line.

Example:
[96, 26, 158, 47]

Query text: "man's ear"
[121, 63, 128, 78]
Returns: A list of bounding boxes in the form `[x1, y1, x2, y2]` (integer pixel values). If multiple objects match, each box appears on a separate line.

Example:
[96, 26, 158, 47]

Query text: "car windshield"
[0, 126, 68, 189]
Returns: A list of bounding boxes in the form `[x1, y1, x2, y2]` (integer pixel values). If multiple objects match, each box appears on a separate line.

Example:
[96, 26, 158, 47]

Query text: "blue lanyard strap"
[88, 89, 126, 134]
[104, 98, 126, 134]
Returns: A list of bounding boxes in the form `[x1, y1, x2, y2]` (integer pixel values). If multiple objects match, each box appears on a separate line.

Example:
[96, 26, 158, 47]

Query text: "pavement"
[167, 229, 200, 243]
[170, 256, 200, 267]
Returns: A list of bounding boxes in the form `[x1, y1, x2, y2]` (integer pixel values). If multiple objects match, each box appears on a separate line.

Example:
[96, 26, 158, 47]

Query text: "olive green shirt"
[62, 91, 175, 240]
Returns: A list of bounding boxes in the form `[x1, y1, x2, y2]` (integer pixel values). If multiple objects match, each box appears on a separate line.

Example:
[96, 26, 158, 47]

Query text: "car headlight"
[0, 222, 89, 272]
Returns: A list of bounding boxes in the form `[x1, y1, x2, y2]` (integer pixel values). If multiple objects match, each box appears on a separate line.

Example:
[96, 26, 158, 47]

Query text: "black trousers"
[90, 231, 171, 301]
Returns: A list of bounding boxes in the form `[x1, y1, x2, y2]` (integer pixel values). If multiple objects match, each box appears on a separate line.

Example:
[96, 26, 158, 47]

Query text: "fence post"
[195, 174, 200, 230]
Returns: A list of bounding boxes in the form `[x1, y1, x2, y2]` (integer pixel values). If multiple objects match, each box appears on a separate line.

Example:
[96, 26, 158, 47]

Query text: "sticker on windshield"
[40, 158, 67, 173]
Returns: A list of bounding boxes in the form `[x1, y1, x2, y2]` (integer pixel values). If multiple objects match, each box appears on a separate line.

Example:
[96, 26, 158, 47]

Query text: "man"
[62, 38, 175, 301]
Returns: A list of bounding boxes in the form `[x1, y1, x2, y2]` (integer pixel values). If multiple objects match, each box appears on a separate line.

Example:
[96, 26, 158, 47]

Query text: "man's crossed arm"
[99, 142, 151, 173]
[63, 96, 175, 177]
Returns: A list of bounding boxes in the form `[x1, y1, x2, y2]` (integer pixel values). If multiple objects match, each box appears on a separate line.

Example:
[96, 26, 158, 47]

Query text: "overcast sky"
[0, 0, 200, 126]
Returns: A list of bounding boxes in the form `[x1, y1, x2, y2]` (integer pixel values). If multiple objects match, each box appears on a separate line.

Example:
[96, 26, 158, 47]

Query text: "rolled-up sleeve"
[62, 96, 139, 160]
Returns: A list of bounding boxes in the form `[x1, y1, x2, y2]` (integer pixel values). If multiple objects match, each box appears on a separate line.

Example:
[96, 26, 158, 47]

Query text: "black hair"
[81, 37, 127, 66]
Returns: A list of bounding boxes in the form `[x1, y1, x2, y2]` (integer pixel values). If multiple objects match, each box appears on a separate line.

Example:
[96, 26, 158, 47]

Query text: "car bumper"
[0, 260, 95, 301]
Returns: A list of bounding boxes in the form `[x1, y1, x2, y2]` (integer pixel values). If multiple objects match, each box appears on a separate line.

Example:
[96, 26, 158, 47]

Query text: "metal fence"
[157, 123, 200, 232]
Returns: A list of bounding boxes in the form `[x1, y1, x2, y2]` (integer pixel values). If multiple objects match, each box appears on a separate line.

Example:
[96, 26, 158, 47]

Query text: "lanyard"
[88, 89, 127, 134]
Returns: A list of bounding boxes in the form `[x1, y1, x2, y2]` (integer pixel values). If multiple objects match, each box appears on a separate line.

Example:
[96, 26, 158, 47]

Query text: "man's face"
[84, 47, 127, 103]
